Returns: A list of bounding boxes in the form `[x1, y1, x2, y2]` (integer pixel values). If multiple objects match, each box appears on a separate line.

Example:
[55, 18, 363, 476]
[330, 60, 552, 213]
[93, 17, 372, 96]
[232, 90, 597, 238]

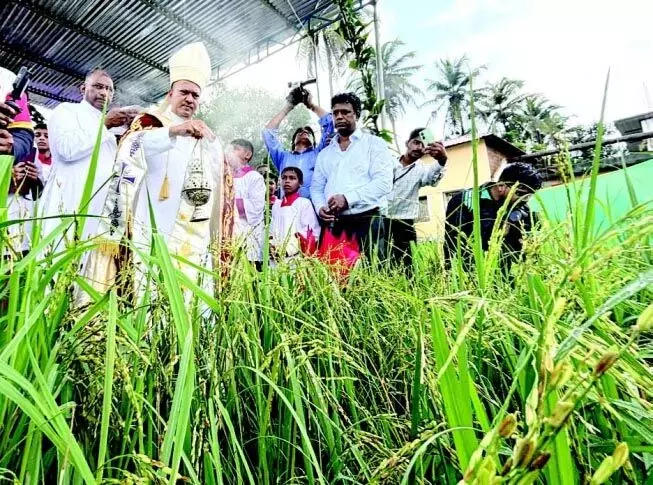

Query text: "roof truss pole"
[27, 86, 79, 104]
[372, 0, 387, 130]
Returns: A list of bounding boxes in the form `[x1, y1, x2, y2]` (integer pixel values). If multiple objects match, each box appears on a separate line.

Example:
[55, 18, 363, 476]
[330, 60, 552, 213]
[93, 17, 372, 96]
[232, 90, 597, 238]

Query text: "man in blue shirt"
[262, 87, 334, 199]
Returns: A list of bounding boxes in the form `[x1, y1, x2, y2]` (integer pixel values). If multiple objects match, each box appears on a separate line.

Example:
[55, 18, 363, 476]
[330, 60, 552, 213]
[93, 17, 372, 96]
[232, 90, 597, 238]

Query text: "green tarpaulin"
[531, 159, 653, 231]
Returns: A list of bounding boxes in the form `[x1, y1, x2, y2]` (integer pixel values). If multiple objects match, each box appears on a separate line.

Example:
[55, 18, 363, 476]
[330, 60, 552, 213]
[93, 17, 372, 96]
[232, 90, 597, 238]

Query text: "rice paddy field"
[0, 144, 652, 484]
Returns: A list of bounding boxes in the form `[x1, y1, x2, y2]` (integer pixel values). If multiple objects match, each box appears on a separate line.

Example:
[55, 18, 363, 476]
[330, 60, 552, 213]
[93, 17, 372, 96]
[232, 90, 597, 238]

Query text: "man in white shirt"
[310, 92, 394, 261]
[41, 69, 139, 243]
[386, 128, 448, 269]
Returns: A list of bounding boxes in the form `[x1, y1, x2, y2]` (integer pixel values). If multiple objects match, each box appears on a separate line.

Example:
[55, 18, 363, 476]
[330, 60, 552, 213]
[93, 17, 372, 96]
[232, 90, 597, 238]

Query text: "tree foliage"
[297, 26, 349, 100]
[199, 84, 311, 168]
[422, 55, 486, 137]
[348, 39, 423, 150]
[565, 121, 622, 163]
[333, 0, 391, 141]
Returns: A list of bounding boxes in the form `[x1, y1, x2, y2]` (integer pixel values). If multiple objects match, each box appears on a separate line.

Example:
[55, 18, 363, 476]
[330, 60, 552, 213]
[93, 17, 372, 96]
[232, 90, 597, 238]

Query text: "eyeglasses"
[90, 83, 114, 93]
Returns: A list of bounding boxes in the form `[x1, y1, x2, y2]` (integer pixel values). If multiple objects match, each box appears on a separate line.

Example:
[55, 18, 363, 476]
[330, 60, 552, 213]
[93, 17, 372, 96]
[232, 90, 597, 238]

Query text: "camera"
[6, 66, 31, 115]
[287, 78, 317, 90]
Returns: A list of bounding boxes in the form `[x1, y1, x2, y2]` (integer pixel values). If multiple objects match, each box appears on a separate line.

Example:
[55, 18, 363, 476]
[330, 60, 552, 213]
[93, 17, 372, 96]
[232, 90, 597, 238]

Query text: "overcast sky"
[224, 0, 653, 144]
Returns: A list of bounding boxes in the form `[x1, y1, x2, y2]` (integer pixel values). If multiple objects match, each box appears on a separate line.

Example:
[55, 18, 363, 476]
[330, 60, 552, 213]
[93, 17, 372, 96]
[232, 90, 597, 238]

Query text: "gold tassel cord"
[159, 151, 171, 201]
[158, 174, 170, 201]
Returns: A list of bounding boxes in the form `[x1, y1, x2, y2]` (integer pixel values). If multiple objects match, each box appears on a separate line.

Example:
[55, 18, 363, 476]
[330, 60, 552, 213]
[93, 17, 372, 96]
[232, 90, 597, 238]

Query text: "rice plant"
[0, 114, 651, 484]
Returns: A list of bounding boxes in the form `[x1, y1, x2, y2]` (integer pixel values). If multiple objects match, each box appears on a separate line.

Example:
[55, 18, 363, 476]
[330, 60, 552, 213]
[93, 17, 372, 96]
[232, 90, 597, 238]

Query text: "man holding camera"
[262, 86, 334, 200]
[444, 162, 542, 273]
[386, 128, 448, 270]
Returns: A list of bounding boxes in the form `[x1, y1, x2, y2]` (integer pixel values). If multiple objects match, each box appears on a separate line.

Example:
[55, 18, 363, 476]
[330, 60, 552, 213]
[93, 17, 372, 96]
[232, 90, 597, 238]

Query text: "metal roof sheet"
[0, 0, 359, 108]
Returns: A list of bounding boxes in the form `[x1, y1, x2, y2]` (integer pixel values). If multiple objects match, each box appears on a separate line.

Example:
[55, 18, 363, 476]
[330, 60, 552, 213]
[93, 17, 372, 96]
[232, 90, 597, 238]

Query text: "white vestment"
[270, 195, 320, 258]
[78, 109, 234, 304]
[233, 169, 266, 262]
[132, 110, 225, 263]
[40, 100, 118, 241]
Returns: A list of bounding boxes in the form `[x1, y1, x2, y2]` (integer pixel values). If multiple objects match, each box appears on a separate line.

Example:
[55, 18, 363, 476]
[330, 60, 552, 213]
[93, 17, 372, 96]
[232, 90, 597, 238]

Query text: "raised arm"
[142, 126, 177, 158]
[419, 158, 446, 188]
[419, 142, 448, 187]
[265, 103, 293, 130]
[303, 90, 329, 119]
[262, 104, 293, 171]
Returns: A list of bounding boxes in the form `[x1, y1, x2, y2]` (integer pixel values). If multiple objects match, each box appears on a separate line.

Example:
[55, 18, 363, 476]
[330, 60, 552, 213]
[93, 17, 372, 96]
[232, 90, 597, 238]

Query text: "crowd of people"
[0, 41, 543, 296]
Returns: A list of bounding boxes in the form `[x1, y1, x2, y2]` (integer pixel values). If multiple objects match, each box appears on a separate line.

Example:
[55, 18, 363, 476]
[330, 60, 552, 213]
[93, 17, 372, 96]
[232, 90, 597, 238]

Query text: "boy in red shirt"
[270, 167, 320, 260]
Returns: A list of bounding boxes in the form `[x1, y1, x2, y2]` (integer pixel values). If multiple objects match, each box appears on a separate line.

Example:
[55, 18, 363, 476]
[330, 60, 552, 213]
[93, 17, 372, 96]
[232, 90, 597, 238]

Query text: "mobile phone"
[419, 128, 434, 145]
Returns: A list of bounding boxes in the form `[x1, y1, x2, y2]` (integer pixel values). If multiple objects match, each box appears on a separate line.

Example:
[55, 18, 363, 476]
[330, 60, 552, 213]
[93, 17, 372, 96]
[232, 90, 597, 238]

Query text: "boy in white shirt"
[271, 167, 320, 261]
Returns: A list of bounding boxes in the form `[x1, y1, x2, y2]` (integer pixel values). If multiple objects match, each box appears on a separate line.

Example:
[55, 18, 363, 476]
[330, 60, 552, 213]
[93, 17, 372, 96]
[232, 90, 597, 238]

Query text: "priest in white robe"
[40, 69, 139, 243]
[80, 42, 234, 301]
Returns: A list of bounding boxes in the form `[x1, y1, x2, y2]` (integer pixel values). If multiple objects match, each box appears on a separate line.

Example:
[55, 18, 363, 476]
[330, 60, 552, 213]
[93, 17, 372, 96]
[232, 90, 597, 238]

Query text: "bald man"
[41, 69, 140, 242]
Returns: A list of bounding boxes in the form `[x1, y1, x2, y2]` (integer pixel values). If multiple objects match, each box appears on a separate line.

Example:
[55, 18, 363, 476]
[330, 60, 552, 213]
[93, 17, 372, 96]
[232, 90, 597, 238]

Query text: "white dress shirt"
[387, 156, 446, 220]
[41, 100, 118, 241]
[310, 128, 393, 215]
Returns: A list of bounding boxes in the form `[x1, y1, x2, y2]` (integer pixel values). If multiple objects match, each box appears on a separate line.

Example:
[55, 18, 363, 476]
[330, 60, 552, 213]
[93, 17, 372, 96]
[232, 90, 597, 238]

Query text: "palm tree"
[516, 95, 566, 149]
[297, 26, 350, 100]
[348, 40, 423, 151]
[422, 55, 485, 138]
[478, 77, 527, 135]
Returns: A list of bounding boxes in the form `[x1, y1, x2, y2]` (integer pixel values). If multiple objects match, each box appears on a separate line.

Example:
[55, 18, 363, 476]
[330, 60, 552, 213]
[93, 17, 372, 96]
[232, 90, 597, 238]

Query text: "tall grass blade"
[96, 289, 117, 480]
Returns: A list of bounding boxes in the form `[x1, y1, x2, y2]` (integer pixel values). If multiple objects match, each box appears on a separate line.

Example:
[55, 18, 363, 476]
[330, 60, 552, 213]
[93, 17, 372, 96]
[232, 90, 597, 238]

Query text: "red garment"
[316, 227, 360, 280]
[38, 151, 52, 165]
[280, 191, 300, 208]
[297, 227, 318, 255]
[5, 92, 31, 129]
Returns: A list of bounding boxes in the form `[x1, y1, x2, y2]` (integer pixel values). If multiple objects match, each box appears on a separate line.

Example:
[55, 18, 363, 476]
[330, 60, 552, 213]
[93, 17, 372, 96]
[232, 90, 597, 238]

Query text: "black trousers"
[385, 217, 417, 268]
[324, 208, 386, 263]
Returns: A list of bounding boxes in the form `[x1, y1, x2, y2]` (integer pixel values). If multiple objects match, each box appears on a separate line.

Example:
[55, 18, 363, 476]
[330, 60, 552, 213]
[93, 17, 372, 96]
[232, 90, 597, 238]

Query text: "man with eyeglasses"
[262, 86, 334, 200]
[41, 68, 139, 241]
[444, 162, 543, 273]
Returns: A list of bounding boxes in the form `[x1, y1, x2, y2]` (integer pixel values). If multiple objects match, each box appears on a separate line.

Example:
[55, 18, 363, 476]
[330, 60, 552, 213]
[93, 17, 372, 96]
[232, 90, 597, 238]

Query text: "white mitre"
[169, 41, 211, 90]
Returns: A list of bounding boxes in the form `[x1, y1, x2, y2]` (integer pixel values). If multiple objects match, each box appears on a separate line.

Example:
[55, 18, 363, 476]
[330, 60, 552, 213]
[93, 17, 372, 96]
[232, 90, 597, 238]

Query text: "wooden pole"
[372, 0, 387, 130]
[514, 131, 653, 161]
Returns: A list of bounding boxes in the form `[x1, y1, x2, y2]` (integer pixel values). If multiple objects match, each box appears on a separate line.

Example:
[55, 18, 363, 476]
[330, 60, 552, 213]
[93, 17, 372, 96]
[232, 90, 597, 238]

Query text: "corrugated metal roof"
[0, 0, 349, 107]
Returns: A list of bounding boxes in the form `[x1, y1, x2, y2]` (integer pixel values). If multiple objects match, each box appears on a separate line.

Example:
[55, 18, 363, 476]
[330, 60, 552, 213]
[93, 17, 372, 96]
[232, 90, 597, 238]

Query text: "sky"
[222, 0, 653, 146]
